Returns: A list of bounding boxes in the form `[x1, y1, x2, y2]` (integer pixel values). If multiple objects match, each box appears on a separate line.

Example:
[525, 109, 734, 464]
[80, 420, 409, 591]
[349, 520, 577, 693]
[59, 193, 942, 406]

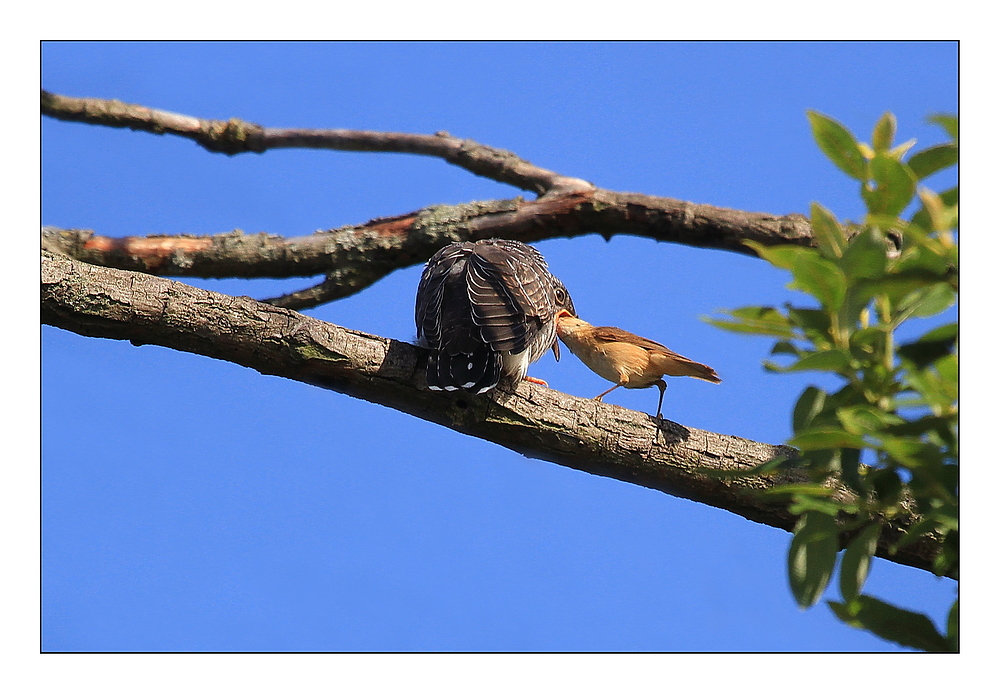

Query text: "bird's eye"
[554, 287, 567, 304]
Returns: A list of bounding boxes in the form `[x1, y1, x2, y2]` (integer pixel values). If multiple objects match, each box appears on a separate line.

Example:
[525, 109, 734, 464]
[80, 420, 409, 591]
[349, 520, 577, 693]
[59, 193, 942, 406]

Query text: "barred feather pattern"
[415, 239, 575, 393]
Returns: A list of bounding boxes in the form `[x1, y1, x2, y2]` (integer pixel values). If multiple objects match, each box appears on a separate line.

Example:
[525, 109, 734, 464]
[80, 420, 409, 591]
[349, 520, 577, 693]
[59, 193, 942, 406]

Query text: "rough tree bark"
[41, 91, 948, 578]
[41, 250, 944, 575]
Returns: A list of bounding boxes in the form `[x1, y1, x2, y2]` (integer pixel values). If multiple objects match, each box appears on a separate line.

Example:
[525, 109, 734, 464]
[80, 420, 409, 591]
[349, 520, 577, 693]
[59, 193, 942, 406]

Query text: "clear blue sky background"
[41, 41, 958, 653]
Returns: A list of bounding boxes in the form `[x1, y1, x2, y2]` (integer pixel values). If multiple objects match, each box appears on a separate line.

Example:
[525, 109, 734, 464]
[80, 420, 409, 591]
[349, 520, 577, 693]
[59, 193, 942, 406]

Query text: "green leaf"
[835, 447, 864, 495]
[881, 436, 943, 468]
[790, 253, 848, 310]
[725, 306, 785, 322]
[828, 596, 951, 652]
[935, 352, 958, 385]
[849, 327, 888, 362]
[908, 143, 958, 179]
[840, 227, 888, 279]
[786, 307, 833, 346]
[946, 599, 958, 652]
[917, 189, 956, 234]
[902, 282, 955, 318]
[789, 429, 868, 451]
[836, 405, 903, 436]
[857, 273, 936, 309]
[904, 368, 956, 412]
[770, 340, 801, 357]
[776, 349, 853, 374]
[889, 138, 916, 159]
[868, 467, 902, 506]
[911, 186, 957, 232]
[893, 514, 944, 552]
[882, 414, 955, 441]
[807, 111, 868, 180]
[871, 112, 896, 152]
[933, 529, 959, 576]
[911, 467, 958, 505]
[788, 511, 840, 608]
[893, 242, 952, 278]
[928, 113, 957, 141]
[704, 317, 785, 338]
[744, 240, 815, 271]
[915, 322, 958, 343]
[809, 202, 847, 258]
[703, 306, 798, 339]
[862, 153, 917, 217]
[839, 523, 882, 599]
[793, 386, 827, 434]
[799, 447, 844, 475]
[789, 495, 857, 516]
[897, 322, 957, 369]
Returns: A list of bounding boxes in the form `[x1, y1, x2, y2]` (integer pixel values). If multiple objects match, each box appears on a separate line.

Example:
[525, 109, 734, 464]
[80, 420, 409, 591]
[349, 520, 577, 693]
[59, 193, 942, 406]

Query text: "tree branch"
[42, 187, 812, 310]
[41, 250, 947, 576]
[41, 90, 592, 196]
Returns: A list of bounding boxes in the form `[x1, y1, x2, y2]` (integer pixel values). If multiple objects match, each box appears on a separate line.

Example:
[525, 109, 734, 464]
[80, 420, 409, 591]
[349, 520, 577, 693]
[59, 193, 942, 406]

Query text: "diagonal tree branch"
[42, 250, 947, 577]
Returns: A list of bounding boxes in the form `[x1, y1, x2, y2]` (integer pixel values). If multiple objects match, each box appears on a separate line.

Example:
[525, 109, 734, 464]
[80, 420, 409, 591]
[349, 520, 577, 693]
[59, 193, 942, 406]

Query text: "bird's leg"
[654, 380, 667, 419]
[594, 383, 621, 401]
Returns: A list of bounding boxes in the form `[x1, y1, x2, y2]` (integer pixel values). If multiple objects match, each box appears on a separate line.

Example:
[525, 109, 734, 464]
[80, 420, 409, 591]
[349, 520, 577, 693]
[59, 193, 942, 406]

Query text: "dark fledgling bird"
[555, 311, 721, 418]
[415, 239, 576, 394]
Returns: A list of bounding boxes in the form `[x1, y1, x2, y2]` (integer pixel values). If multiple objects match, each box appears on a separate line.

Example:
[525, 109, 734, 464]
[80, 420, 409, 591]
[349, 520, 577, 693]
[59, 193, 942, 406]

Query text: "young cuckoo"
[415, 239, 576, 394]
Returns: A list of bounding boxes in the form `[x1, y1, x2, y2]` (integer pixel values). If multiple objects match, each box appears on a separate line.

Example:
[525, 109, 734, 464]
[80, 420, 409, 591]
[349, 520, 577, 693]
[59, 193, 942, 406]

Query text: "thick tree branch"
[42, 250, 947, 576]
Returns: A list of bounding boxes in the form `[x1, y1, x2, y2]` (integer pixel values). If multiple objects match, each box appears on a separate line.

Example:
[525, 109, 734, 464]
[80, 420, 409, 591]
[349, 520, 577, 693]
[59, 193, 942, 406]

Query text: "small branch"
[42, 250, 947, 576]
[41, 90, 592, 196]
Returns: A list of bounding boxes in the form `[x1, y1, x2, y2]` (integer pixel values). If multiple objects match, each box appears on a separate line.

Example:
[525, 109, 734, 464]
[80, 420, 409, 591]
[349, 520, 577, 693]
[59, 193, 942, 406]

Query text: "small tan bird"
[555, 310, 721, 418]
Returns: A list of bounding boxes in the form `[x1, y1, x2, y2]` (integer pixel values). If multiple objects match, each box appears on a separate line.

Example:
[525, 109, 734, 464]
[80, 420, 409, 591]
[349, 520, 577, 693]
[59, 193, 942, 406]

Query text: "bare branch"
[42, 250, 947, 576]
[41, 90, 592, 196]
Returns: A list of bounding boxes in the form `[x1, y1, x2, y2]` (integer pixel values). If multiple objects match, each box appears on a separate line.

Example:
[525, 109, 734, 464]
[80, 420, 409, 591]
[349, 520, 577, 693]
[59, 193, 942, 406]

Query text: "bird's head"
[554, 310, 590, 339]
[552, 279, 576, 318]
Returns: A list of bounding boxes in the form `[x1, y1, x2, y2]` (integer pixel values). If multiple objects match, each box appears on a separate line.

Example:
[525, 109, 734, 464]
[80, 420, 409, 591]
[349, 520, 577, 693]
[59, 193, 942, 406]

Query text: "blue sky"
[41, 41, 958, 654]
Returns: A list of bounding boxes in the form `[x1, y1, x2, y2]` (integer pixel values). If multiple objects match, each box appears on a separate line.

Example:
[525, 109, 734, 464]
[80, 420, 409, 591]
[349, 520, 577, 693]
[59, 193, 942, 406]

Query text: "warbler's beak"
[552, 309, 574, 361]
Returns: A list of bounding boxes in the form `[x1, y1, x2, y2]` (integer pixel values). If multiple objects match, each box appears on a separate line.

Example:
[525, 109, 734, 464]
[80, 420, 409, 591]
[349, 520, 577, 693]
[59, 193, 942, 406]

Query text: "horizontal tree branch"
[41, 188, 812, 310]
[42, 250, 947, 576]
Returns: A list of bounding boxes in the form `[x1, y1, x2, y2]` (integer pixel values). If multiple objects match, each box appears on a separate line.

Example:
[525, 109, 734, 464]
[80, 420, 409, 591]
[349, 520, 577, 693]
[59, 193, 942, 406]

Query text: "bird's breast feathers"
[564, 335, 653, 386]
